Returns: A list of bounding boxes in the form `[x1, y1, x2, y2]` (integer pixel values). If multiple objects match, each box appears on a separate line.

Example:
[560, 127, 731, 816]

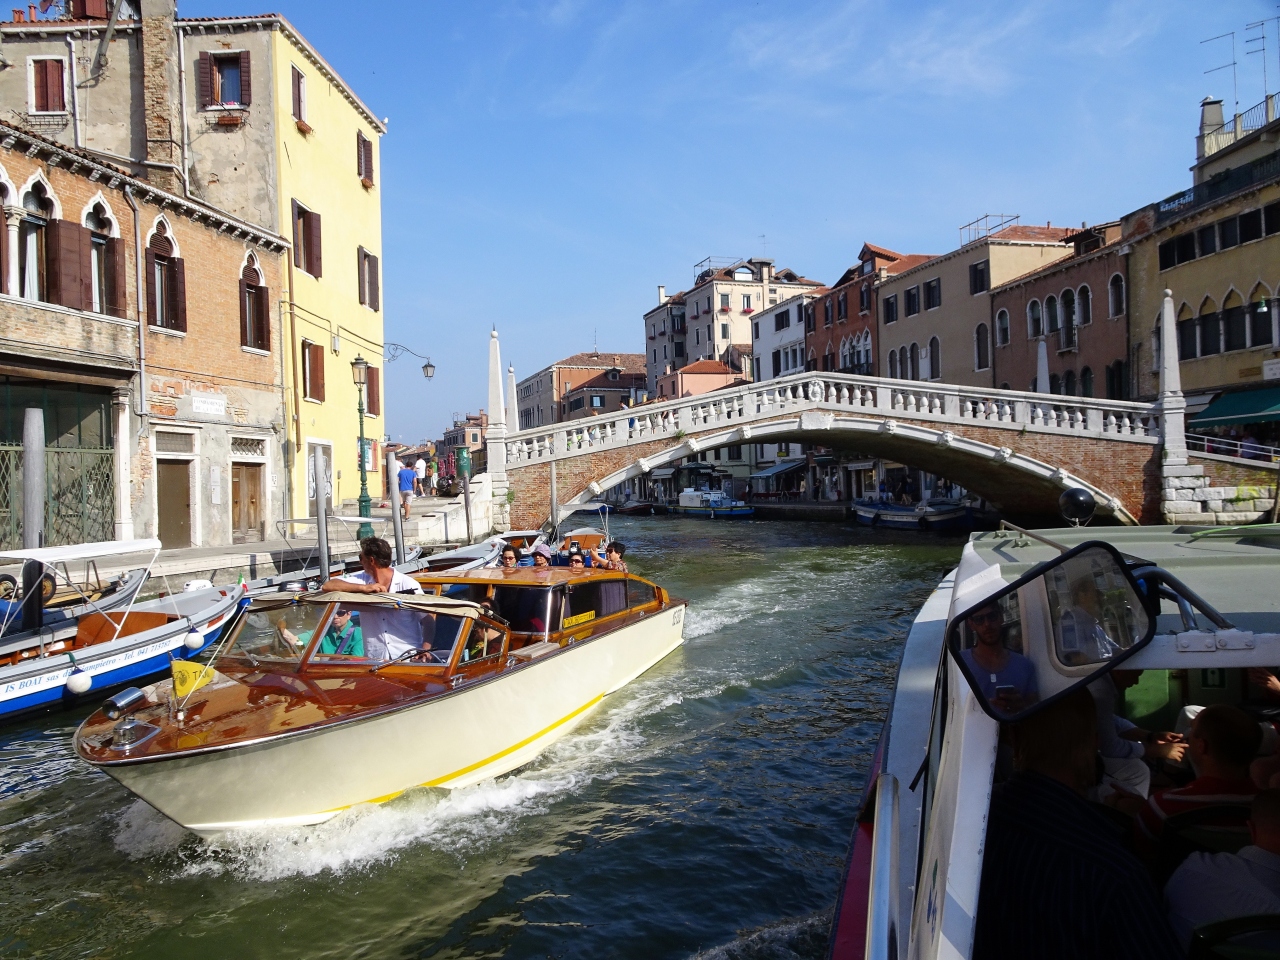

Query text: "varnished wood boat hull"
[96, 604, 687, 835]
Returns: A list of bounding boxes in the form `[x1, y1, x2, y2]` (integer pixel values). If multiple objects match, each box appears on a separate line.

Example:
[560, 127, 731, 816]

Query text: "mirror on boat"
[947, 541, 1155, 722]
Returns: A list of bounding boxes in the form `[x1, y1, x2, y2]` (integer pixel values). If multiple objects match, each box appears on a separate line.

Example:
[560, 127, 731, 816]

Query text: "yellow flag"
[172, 660, 214, 699]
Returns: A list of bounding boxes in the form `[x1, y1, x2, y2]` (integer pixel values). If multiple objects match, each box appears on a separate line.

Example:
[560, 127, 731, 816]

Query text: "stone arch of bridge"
[544, 415, 1153, 526]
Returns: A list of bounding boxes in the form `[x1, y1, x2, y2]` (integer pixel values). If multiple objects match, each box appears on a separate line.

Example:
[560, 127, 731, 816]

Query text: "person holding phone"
[961, 601, 1039, 717]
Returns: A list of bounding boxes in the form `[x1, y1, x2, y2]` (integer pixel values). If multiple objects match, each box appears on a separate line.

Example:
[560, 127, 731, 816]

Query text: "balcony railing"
[1187, 432, 1280, 464]
[1201, 94, 1280, 160]
[1157, 144, 1280, 225]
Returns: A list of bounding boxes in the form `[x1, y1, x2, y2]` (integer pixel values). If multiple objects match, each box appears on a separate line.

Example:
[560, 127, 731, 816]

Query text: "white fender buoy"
[66, 668, 92, 695]
[184, 627, 204, 650]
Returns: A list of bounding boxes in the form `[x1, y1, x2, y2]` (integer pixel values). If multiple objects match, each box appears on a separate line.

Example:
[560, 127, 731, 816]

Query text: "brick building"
[0, 120, 288, 548]
[990, 223, 1131, 398]
[561, 366, 648, 420]
[516, 351, 646, 429]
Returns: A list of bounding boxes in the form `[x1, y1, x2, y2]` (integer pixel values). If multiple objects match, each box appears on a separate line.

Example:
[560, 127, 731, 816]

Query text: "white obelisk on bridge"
[486, 329, 510, 531]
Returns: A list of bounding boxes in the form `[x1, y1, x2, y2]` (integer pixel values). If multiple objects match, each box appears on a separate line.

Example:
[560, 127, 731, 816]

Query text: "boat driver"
[960, 600, 1038, 716]
[321, 537, 424, 660]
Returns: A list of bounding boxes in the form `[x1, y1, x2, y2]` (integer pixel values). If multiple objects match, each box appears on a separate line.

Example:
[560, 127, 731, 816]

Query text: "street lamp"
[351, 354, 374, 540]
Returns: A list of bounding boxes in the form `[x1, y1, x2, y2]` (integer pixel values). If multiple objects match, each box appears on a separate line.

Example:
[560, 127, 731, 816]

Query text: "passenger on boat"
[315, 607, 364, 656]
[1137, 704, 1261, 843]
[1089, 670, 1186, 800]
[1164, 788, 1280, 949]
[958, 602, 1038, 716]
[972, 688, 1182, 960]
[591, 541, 628, 573]
[532, 544, 552, 569]
[499, 545, 519, 570]
[567, 549, 586, 570]
[321, 537, 424, 660]
[1058, 576, 1121, 666]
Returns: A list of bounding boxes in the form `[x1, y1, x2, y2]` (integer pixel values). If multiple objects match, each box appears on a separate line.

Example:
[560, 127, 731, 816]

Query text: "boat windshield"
[222, 603, 328, 664]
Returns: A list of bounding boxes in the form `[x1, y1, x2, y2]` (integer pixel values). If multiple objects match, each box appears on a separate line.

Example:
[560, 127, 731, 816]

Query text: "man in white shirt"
[321, 537, 423, 660]
[414, 456, 427, 496]
[1165, 788, 1280, 949]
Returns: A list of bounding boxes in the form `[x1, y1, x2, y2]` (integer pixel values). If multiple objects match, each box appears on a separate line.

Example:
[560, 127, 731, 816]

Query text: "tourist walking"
[414, 456, 427, 495]
[397, 460, 417, 520]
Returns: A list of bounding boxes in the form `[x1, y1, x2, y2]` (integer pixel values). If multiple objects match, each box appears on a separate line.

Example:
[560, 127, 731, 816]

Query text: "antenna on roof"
[759, 234, 768, 258]
[1246, 18, 1278, 97]
[593, 328, 598, 354]
[1202, 31, 1239, 116]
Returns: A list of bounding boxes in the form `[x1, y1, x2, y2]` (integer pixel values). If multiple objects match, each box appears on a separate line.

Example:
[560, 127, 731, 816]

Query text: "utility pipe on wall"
[123, 186, 148, 432]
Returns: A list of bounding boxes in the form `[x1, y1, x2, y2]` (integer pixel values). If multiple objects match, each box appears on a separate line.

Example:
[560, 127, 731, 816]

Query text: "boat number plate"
[564, 611, 596, 628]
[673, 608, 683, 627]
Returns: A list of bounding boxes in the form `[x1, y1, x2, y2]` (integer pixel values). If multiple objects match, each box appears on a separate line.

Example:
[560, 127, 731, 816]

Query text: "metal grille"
[0, 444, 114, 550]
[231, 436, 266, 457]
[155, 431, 194, 454]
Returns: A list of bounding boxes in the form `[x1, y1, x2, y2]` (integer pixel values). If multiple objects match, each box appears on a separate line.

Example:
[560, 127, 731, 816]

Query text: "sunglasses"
[502, 555, 517, 563]
[569, 558, 584, 565]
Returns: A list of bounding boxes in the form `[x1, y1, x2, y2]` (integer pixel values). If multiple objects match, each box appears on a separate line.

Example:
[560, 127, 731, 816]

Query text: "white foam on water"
[690, 910, 832, 960]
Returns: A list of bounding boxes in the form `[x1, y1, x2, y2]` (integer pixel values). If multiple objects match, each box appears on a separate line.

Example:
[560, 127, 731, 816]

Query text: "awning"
[0, 538, 161, 563]
[1188, 387, 1280, 428]
[749, 460, 807, 480]
[649, 467, 676, 479]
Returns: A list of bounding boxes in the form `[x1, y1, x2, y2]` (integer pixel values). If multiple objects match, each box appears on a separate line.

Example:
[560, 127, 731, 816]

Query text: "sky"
[181, 0, 1280, 441]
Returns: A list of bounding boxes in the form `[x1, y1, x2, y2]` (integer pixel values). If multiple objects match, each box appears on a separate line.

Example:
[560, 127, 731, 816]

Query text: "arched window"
[888, 349, 898, 378]
[1049, 373, 1061, 394]
[1248, 283, 1274, 347]
[146, 220, 187, 332]
[84, 202, 122, 315]
[974, 323, 989, 370]
[1028, 300, 1042, 338]
[19, 181, 54, 301]
[908, 342, 919, 380]
[1060, 289, 1076, 348]
[1080, 366, 1093, 397]
[1046, 294, 1059, 333]
[1108, 274, 1125, 317]
[929, 336, 940, 379]
[1063, 370, 1076, 396]
[898, 346, 908, 379]
[1078, 285, 1092, 325]
[240, 252, 271, 352]
[995, 309, 1010, 346]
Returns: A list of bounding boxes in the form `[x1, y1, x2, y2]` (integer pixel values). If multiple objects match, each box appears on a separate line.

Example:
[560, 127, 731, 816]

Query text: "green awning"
[1189, 387, 1280, 428]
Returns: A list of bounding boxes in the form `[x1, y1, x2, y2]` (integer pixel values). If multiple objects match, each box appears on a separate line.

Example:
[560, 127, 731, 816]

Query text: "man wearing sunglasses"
[960, 601, 1038, 716]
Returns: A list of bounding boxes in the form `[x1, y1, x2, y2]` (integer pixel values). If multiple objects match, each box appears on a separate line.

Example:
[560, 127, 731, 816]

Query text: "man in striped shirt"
[1138, 703, 1261, 842]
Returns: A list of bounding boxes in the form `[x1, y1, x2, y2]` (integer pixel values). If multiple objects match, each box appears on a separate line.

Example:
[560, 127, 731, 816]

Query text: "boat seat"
[1157, 803, 1253, 885]
[1188, 914, 1280, 959]
[75, 611, 173, 648]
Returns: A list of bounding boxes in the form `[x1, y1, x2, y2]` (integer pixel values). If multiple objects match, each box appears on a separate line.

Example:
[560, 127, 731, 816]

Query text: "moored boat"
[73, 566, 687, 835]
[670, 489, 754, 518]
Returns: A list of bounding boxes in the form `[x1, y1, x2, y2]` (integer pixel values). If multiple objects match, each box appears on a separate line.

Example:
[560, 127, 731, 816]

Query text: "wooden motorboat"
[73, 566, 686, 835]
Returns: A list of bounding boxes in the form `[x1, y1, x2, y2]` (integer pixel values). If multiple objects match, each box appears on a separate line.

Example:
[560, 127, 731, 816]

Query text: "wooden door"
[156, 460, 191, 548]
[231, 463, 263, 543]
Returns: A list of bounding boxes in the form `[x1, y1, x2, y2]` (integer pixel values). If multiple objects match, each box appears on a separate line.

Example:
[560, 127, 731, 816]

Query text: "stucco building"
[0, 119, 288, 548]
[877, 218, 1072, 387]
[515, 351, 646, 429]
[0, 2, 387, 520]
[653, 358, 744, 400]
[643, 286, 686, 395]
[990, 223, 1131, 398]
[561, 366, 648, 421]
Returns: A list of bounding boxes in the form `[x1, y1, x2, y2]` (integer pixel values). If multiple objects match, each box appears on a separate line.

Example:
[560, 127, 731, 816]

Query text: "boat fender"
[184, 578, 214, 592]
[184, 626, 204, 650]
[103, 686, 147, 720]
[65, 666, 92, 695]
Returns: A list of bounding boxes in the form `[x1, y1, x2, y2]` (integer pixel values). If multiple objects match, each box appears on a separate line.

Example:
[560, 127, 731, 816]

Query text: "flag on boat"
[172, 660, 214, 698]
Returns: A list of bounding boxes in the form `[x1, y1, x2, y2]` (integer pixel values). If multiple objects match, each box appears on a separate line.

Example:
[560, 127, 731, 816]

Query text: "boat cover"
[0, 539, 162, 564]
[249, 592, 487, 618]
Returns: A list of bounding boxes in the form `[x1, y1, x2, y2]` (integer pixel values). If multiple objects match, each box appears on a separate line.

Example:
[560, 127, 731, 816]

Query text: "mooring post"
[22, 407, 44, 550]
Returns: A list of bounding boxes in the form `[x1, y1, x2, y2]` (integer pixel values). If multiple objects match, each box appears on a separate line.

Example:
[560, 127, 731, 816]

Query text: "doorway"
[231, 463, 263, 543]
[156, 460, 191, 548]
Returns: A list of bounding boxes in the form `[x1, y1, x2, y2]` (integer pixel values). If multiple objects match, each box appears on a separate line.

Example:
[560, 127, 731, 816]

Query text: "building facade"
[0, 2, 387, 521]
[561, 366, 648, 420]
[990, 223, 1131, 398]
[877, 219, 1072, 387]
[643, 286, 686, 395]
[0, 120, 288, 549]
[515, 351, 646, 429]
[653, 358, 744, 400]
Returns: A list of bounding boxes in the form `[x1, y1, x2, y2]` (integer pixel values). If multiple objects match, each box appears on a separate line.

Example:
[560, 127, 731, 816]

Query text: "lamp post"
[351, 354, 374, 540]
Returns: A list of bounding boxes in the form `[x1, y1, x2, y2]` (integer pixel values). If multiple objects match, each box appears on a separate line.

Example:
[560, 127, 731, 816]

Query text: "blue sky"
[184, 0, 1278, 441]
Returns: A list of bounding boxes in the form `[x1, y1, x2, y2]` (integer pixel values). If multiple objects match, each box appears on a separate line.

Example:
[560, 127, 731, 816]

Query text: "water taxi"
[829, 513, 1280, 959]
[671, 489, 754, 518]
[73, 566, 686, 836]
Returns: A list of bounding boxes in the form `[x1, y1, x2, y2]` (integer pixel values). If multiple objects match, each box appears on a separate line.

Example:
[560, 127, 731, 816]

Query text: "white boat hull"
[99, 604, 687, 835]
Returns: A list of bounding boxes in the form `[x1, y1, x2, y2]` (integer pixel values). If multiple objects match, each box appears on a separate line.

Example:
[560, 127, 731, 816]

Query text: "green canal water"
[0, 518, 961, 959]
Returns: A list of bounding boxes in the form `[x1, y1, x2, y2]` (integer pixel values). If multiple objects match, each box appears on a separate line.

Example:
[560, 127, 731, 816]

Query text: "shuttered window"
[291, 66, 306, 122]
[366, 365, 381, 417]
[32, 59, 66, 112]
[291, 200, 322, 277]
[239, 261, 270, 352]
[42, 219, 94, 311]
[357, 131, 374, 185]
[357, 246, 380, 310]
[303, 341, 326, 402]
[145, 229, 187, 331]
[197, 51, 251, 108]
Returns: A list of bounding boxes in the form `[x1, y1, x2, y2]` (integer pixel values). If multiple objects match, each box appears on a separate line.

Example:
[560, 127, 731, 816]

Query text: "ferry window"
[459, 618, 505, 664]
[564, 580, 627, 627]
[627, 579, 657, 608]
[491, 585, 553, 633]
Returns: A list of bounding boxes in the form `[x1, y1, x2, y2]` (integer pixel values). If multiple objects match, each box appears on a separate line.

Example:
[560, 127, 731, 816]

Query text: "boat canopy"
[1189, 385, 1280, 427]
[291, 592, 487, 616]
[0, 539, 162, 564]
[749, 460, 806, 480]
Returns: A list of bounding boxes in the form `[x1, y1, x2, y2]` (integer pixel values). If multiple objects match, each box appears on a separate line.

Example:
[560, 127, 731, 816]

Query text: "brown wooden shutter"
[46, 219, 85, 310]
[32, 60, 45, 111]
[169, 257, 187, 331]
[145, 250, 157, 324]
[356, 132, 365, 178]
[105, 237, 126, 317]
[368, 253, 379, 311]
[197, 52, 212, 109]
[290, 199, 301, 268]
[78, 226, 94, 311]
[309, 342, 326, 401]
[238, 51, 252, 105]
[291, 67, 302, 120]
[362, 137, 374, 185]
[44, 219, 63, 304]
[84, 0, 109, 17]
[255, 285, 271, 351]
[356, 246, 366, 304]
[305, 211, 322, 277]
[238, 278, 249, 347]
[366, 365, 380, 416]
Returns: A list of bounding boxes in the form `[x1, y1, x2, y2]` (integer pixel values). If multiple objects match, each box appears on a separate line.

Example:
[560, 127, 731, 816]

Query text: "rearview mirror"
[947, 541, 1156, 723]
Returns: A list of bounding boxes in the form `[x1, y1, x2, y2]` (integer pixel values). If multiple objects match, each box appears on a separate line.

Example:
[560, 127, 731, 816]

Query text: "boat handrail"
[865, 771, 901, 960]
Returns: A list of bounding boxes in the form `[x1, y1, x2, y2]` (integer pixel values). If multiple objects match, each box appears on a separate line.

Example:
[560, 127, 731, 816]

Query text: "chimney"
[140, 0, 184, 193]
[12, 9, 24, 21]
[657, 284, 666, 303]
[27, 4, 35, 20]
[1199, 97, 1225, 135]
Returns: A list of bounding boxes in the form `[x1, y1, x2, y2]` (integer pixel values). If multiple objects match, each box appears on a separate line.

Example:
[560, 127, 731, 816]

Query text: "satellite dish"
[1059, 488, 1096, 526]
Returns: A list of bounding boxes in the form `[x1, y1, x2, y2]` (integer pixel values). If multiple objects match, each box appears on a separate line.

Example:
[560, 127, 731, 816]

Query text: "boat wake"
[691, 911, 832, 960]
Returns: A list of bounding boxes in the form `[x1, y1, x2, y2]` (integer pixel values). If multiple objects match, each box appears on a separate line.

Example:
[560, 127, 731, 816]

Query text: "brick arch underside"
[506, 415, 1163, 529]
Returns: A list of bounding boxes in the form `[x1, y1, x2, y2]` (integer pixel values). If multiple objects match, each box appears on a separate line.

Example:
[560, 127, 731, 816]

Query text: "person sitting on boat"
[1163, 788, 1280, 950]
[304, 606, 364, 657]
[532, 544, 552, 569]
[499, 544, 520, 571]
[1088, 669, 1186, 800]
[959, 601, 1038, 717]
[1058, 576, 1121, 666]
[567, 548, 587, 570]
[591, 541, 628, 573]
[321, 537, 423, 660]
[972, 688, 1182, 959]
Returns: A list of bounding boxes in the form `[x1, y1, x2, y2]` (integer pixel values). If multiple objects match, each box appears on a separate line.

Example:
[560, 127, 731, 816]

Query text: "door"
[231, 463, 263, 544]
[156, 460, 191, 548]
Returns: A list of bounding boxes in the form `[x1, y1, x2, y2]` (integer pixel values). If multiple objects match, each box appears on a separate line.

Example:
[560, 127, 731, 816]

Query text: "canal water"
[0, 518, 961, 959]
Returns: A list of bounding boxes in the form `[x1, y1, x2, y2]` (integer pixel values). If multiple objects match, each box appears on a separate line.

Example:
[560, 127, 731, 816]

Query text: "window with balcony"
[924, 278, 941, 309]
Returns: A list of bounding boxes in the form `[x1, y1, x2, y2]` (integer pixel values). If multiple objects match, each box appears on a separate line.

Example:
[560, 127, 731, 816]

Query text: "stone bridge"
[477, 295, 1277, 532]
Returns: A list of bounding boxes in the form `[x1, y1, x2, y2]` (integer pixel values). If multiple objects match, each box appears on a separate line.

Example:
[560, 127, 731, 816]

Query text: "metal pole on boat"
[549, 460, 558, 539]
[387, 446, 406, 564]
[22, 408, 44, 550]
[313, 446, 331, 579]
